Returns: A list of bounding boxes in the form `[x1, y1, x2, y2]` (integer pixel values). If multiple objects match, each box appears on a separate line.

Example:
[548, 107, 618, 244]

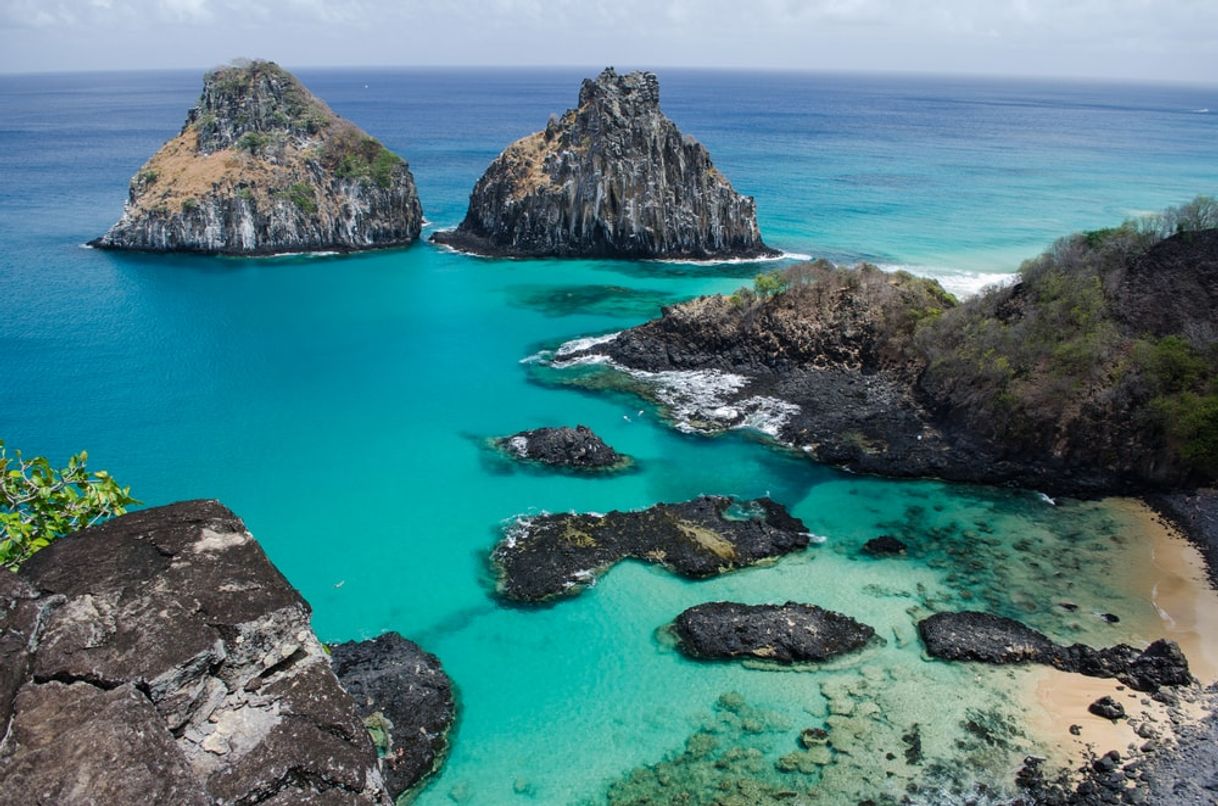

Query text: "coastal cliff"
[0, 501, 454, 804]
[92, 60, 422, 255]
[548, 200, 1218, 493]
[432, 67, 777, 260]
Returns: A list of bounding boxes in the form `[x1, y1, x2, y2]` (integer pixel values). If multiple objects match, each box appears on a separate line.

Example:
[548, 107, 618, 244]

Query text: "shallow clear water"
[1, 68, 1216, 803]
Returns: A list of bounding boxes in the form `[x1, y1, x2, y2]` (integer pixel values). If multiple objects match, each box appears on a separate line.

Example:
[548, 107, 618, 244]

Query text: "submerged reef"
[92, 59, 422, 255]
[0, 501, 453, 803]
[432, 67, 777, 260]
[670, 602, 876, 665]
[493, 424, 629, 471]
[918, 611, 1193, 692]
[491, 496, 810, 602]
[543, 205, 1218, 494]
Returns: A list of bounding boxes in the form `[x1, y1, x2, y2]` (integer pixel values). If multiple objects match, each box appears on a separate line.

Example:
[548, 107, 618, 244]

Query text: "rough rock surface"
[0, 501, 452, 804]
[492, 496, 810, 602]
[329, 633, 455, 799]
[917, 611, 1193, 692]
[432, 67, 777, 260]
[92, 60, 422, 255]
[670, 601, 875, 664]
[494, 425, 627, 470]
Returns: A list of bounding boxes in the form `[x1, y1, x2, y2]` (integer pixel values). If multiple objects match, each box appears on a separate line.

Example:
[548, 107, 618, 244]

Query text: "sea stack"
[92, 59, 422, 255]
[432, 67, 777, 260]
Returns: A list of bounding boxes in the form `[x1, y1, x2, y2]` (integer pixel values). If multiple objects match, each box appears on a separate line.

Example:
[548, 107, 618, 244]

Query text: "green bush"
[286, 181, 317, 214]
[753, 270, 788, 298]
[236, 131, 270, 153]
[1, 441, 138, 570]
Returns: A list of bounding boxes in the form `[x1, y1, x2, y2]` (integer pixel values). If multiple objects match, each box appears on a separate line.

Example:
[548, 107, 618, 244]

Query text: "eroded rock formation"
[92, 60, 422, 255]
[432, 67, 777, 260]
[494, 425, 628, 470]
[670, 601, 875, 664]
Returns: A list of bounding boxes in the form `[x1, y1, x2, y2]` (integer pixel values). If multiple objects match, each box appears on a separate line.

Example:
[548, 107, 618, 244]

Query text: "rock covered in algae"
[93, 59, 422, 255]
[432, 67, 778, 260]
[671, 601, 875, 664]
[492, 496, 810, 602]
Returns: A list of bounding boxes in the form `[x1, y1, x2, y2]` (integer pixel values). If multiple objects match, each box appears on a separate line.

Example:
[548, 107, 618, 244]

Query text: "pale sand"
[1026, 498, 1218, 769]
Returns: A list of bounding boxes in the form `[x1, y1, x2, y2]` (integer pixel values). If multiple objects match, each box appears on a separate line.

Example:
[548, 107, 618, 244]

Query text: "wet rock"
[862, 535, 908, 556]
[670, 602, 875, 664]
[0, 500, 420, 804]
[918, 611, 1194, 692]
[329, 632, 455, 799]
[433, 67, 776, 260]
[1089, 696, 1126, 720]
[492, 496, 810, 603]
[1100, 612, 1121, 624]
[494, 425, 627, 470]
[93, 60, 422, 255]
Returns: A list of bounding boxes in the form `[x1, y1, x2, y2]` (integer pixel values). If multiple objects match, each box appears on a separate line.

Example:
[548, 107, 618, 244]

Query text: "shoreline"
[1024, 497, 1218, 778]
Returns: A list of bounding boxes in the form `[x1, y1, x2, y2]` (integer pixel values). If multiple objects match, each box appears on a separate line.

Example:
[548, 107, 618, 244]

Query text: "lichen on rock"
[92, 59, 422, 255]
[432, 67, 777, 260]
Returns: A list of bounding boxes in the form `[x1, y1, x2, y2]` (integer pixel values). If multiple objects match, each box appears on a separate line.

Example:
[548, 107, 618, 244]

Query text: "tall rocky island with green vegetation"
[432, 67, 778, 260]
[91, 60, 422, 255]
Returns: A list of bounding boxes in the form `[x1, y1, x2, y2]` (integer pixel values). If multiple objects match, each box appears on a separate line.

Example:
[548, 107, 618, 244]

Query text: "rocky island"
[432, 67, 778, 260]
[547, 200, 1218, 494]
[493, 424, 629, 471]
[0, 501, 453, 804]
[670, 602, 876, 665]
[492, 496, 810, 602]
[91, 60, 422, 255]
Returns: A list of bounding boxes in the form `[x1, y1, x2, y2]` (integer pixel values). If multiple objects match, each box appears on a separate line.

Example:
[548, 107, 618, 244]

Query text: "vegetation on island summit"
[0, 440, 138, 570]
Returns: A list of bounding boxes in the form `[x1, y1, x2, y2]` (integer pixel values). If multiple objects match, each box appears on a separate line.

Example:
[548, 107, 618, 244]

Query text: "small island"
[91, 60, 423, 255]
[670, 602, 876, 665]
[432, 67, 778, 260]
[492, 425, 630, 471]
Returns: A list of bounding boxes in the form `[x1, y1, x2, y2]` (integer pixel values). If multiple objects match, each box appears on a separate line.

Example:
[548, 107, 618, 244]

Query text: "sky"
[1, 0, 1216, 82]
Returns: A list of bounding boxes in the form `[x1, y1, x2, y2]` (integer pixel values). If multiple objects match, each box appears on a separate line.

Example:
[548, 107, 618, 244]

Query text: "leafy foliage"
[1, 441, 138, 571]
[286, 181, 318, 214]
[322, 122, 403, 189]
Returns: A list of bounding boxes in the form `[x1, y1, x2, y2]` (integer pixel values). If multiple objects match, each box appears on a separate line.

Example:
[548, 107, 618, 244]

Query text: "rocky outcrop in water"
[548, 217, 1218, 493]
[0, 500, 453, 804]
[670, 602, 875, 664]
[92, 60, 422, 255]
[917, 611, 1193, 692]
[432, 67, 777, 260]
[494, 425, 628, 470]
[492, 496, 810, 603]
[329, 633, 455, 799]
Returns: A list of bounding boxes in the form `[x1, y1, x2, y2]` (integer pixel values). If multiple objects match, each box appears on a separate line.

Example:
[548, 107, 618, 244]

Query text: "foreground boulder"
[671, 602, 875, 664]
[432, 67, 777, 260]
[492, 496, 810, 602]
[330, 633, 455, 800]
[494, 424, 628, 471]
[0, 501, 453, 804]
[918, 611, 1193, 692]
[92, 59, 422, 255]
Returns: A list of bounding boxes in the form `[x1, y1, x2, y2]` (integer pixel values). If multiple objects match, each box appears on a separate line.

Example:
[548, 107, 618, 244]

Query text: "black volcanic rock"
[1088, 695, 1126, 720]
[330, 633, 456, 799]
[862, 535, 908, 556]
[0, 501, 455, 804]
[492, 496, 810, 603]
[93, 59, 422, 255]
[671, 601, 875, 664]
[432, 67, 777, 260]
[495, 425, 627, 470]
[918, 611, 1194, 692]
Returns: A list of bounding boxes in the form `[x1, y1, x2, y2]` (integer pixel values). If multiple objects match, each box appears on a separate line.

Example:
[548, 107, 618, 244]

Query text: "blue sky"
[1, 0, 1215, 81]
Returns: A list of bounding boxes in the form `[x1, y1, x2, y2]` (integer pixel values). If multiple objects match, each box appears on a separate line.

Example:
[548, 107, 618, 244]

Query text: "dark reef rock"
[492, 496, 810, 603]
[494, 424, 627, 470]
[1088, 695, 1126, 720]
[329, 633, 456, 799]
[92, 60, 422, 255]
[862, 535, 908, 556]
[918, 611, 1193, 692]
[545, 224, 1218, 494]
[0, 501, 453, 804]
[432, 67, 777, 260]
[670, 601, 875, 664]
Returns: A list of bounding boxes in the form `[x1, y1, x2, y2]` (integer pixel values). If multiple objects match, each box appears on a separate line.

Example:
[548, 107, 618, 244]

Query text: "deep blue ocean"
[1, 68, 1217, 804]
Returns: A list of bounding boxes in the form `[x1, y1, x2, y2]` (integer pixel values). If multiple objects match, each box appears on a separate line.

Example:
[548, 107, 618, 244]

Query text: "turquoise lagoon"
[1, 68, 1217, 803]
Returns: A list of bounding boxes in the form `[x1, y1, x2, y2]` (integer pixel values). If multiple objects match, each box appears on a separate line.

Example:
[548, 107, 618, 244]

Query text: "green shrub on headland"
[0, 441, 138, 570]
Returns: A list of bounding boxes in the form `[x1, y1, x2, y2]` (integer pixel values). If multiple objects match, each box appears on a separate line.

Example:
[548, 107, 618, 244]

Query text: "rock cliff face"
[432, 67, 777, 260]
[0, 501, 453, 804]
[92, 60, 422, 255]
